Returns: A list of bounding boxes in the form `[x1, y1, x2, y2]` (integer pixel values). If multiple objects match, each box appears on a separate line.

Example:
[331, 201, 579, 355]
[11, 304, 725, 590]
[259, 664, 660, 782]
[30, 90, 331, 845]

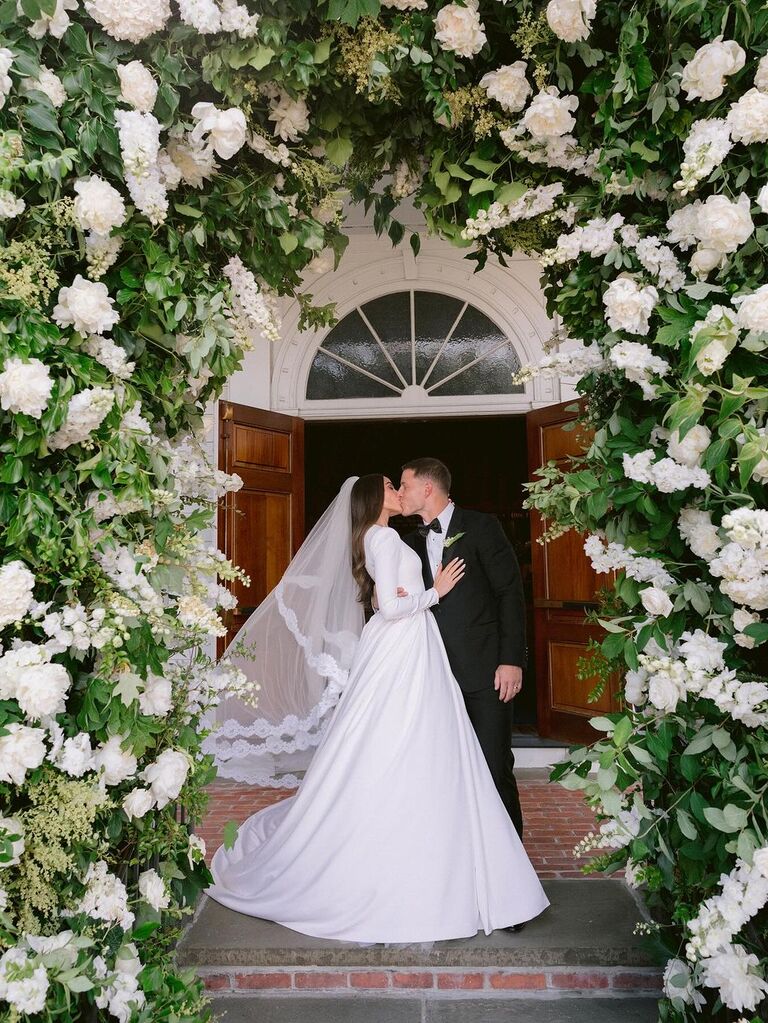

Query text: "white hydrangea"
[623, 449, 711, 492]
[0, 948, 49, 1016]
[0, 643, 71, 721]
[728, 87, 768, 145]
[667, 424, 711, 467]
[23, 67, 66, 107]
[74, 860, 134, 929]
[433, 0, 486, 58]
[608, 340, 670, 399]
[0, 560, 36, 629]
[522, 87, 578, 139]
[117, 61, 157, 113]
[0, 357, 53, 418]
[479, 61, 531, 112]
[0, 188, 25, 219]
[602, 277, 659, 336]
[267, 91, 310, 144]
[140, 748, 191, 808]
[680, 38, 746, 101]
[83, 0, 170, 42]
[53, 276, 119, 336]
[546, 0, 596, 42]
[0, 723, 46, 785]
[73, 176, 127, 237]
[733, 284, 768, 334]
[138, 868, 170, 911]
[84, 334, 135, 379]
[48, 386, 115, 450]
[678, 507, 722, 560]
[93, 734, 137, 786]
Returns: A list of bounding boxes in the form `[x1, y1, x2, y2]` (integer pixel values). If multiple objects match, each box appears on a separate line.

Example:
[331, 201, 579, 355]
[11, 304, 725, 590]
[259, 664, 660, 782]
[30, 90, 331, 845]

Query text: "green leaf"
[676, 808, 698, 840]
[465, 153, 500, 175]
[314, 37, 332, 63]
[279, 233, 299, 255]
[495, 181, 527, 204]
[326, 0, 380, 27]
[744, 622, 768, 645]
[248, 45, 276, 70]
[326, 136, 354, 167]
[223, 820, 239, 850]
[612, 716, 633, 748]
[468, 178, 496, 195]
[683, 729, 713, 756]
[446, 163, 473, 181]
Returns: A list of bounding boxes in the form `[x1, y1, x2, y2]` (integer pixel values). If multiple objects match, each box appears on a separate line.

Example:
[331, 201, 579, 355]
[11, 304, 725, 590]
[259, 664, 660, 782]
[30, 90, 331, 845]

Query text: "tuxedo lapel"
[441, 506, 466, 568]
[415, 531, 434, 588]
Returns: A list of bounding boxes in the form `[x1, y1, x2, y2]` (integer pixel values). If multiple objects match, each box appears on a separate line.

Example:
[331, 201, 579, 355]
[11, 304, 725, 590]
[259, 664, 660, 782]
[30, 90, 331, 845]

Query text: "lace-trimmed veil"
[203, 477, 365, 785]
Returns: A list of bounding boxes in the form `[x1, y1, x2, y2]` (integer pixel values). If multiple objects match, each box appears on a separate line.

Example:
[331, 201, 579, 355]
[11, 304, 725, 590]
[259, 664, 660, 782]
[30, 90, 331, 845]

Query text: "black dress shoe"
[505, 922, 526, 933]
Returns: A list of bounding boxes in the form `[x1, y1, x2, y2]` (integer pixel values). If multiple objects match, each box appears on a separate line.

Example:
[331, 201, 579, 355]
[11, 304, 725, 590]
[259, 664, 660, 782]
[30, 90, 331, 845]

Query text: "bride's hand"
[433, 557, 465, 598]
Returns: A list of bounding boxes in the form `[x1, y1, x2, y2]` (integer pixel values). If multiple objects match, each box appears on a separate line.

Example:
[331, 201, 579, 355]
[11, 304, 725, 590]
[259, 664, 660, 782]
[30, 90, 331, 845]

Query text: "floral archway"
[1, 0, 767, 1019]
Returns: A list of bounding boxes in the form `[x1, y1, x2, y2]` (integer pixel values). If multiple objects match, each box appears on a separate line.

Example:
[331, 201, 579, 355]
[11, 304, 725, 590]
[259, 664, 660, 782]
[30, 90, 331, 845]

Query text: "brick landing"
[198, 777, 600, 880]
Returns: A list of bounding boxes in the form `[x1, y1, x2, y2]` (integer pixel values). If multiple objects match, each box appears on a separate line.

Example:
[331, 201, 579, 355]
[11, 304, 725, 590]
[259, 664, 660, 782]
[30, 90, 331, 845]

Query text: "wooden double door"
[217, 400, 616, 743]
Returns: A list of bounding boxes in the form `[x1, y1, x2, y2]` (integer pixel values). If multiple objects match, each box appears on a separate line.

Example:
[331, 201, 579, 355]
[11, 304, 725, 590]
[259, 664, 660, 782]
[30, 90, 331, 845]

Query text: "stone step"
[178, 880, 662, 999]
[210, 994, 659, 1023]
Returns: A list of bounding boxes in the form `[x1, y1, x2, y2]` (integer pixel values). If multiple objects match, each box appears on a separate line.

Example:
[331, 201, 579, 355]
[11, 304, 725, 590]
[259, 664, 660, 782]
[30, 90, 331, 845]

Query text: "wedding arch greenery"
[1, 0, 767, 1019]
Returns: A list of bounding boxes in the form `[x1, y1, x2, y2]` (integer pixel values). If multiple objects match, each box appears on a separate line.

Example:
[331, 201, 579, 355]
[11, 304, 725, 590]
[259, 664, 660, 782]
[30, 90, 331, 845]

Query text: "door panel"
[527, 401, 616, 743]
[218, 402, 304, 652]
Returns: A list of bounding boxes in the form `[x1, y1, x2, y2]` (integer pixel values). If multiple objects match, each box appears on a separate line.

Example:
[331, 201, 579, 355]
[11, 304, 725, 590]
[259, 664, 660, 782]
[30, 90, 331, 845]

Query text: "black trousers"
[462, 686, 524, 840]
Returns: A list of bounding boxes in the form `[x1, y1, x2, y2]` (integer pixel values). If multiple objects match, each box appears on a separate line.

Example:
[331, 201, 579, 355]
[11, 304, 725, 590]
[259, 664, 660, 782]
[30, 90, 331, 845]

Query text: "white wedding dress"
[208, 524, 549, 942]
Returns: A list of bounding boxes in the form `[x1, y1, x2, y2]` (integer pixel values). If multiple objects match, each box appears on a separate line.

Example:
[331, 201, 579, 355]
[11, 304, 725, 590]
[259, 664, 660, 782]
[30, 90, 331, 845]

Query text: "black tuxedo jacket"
[403, 507, 527, 694]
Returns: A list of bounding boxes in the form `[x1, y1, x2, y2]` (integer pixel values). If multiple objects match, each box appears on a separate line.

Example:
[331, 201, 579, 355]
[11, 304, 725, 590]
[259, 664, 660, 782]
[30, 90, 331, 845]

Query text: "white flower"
[0, 948, 49, 1015]
[648, 672, 684, 713]
[0, 189, 25, 220]
[733, 608, 760, 648]
[53, 276, 119, 336]
[141, 748, 191, 808]
[83, 0, 170, 42]
[0, 724, 46, 785]
[94, 735, 137, 786]
[73, 176, 127, 237]
[138, 868, 170, 911]
[190, 102, 247, 159]
[676, 118, 733, 193]
[0, 357, 53, 419]
[641, 586, 674, 618]
[0, 48, 11, 111]
[608, 340, 669, 399]
[624, 450, 710, 492]
[753, 847, 768, 878]
[756, 55, 768, 93]
[20, 0, 77, 38]
[382, 0, 428, 6]
[117, 61, 157, 113]
[522, 87, 578, 139]
[733, 284, 768, 333]
[166, 136, 217, 188]
[700, 945, 768, 1012]
[681, 38, 746, 101]
[546, 0, 596, 42]
[139, 673, 172, 716]
[0, 816, 24, 866]
[667, 424, 711, 467]
[267, 92, 310, 144]
[224, 255, 282, 343]
[624, 669, 648, 706]
[54, 733, 95, 777]
[187, 833, 206, 867]
[694, 193, 753, 254]
[114, 109, 161, 178]
[122, 787, 153, 819]
[0, 644, 71, 720]
[666, 201, 702, 250]
[84, 334, 134, 379]
[48, 386, 114, 450]
[678, 507, 722, 560]
[75, 860, 134, 929]
[434, 0, 486, 58]
[479, 61, 531, 113]
[663, 958, 705, 1009]
[603, 277, 658, 335]
[24, 67, 66, 107]
[728, 87, 768, 145]
[86, 232, 122, 279]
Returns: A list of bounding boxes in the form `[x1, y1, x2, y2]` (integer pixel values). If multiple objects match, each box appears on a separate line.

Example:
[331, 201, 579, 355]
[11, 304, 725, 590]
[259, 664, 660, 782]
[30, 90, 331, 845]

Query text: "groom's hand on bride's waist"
[494, 664, 522, 702]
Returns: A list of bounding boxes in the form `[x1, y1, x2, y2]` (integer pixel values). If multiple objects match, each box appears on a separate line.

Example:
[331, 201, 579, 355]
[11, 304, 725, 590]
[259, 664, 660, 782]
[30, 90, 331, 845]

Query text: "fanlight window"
[306, 290, 524, 401]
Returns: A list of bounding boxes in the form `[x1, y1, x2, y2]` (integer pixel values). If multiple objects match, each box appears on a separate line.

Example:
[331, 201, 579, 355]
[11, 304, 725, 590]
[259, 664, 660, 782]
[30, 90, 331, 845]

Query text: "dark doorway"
[305, 416, 538, 734]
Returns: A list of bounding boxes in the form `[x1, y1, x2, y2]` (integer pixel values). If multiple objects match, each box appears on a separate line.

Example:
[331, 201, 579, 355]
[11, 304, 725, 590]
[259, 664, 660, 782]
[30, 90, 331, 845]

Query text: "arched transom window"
[306, 290, 524, 403]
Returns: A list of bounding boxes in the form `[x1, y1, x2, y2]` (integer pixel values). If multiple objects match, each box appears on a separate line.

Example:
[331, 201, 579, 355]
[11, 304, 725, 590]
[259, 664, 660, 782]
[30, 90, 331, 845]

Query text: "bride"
[207, 475, 549, 942]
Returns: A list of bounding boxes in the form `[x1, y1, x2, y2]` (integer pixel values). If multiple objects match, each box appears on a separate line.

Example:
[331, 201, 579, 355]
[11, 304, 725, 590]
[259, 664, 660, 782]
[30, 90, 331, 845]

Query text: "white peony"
[122, 787, 153, 819]
[0, 560, 36, 629]
[73, 176, 127, 237]
[641, 587, 674, 618]
[5, 647, 71, 720]
[138, 868, 170, 911]
[190, 102, 248, 159]
[666, 201, 702, 249]
[667, 424, 711, 467]
[690, 246, 724, 278]
[83, 0, 170, 42]
[117, 61, 158, 113]
[624, 669, 648, 705]
[733, 284, 768, 333]
[700, 944, 768, 1012]
[602, 277, 659, 335]
[94, 735, 137, 786]
[24, 67, 66, 107]
[728, 87, 768, 145]
[141, 748, 191, 808]
[0, 357, 53, 418]
[433, 0, 486, 58]
[0, 724, 46, 785]
[522, 87, 578, 139]
[546, 0, 596, 42]
[53, 275, 119, 336]
[479, 62, 531, 113]
[694, 193, 753, 254]
[267, 92, 310, 143]
[139, 673, 172, 716]
[681, 38, 746, 101]
[0, 816, 24, 866]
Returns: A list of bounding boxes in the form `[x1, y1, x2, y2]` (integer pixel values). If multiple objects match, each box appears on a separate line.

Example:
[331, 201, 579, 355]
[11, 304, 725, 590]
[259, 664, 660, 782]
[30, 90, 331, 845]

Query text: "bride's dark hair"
[350, 474, 385, 607]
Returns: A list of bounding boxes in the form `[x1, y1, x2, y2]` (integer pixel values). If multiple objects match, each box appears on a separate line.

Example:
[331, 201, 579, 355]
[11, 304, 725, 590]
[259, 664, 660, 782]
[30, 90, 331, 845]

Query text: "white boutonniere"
[443, 531, 465, 550]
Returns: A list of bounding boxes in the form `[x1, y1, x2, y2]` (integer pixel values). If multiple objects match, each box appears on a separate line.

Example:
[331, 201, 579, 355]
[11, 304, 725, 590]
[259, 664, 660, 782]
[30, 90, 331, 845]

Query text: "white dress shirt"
[427, 501, 455, 577]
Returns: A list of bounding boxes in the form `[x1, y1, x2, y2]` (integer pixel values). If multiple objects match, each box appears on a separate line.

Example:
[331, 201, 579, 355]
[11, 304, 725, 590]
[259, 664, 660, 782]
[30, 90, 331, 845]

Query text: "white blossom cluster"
[0, 946, 49, 1016]
[608, 340, 671, 399]
[708, 509, 768, 612]
[0, 187, 25, 220]
[0, 48, 13, 110]
[115, 109, 168, 225]
[688, 305, 740, 376]
[83, 0, 170, 41]
[515, 339, 607, 386]
[584, 534, 676, 589]
[461, 183, 564, 239]
[94, 945, 146, 1022]
[39, 602, 118, 654]
[96, 543, 164, 618]
[675, 118, 733, 195]
[248, 131, 293, 168]
[48, 386, 115, 450]
[623, 449, 711, 492]
[177, 0, 260, 37]
[499, 123, 600, 177]
[23, 66, 67, 107]
[47, 726, 96, 777]
[223, 255, 282, 343]
[391, 159, 425, 199]
[83, 334, 135, 379]
[73, 860, 134, 930]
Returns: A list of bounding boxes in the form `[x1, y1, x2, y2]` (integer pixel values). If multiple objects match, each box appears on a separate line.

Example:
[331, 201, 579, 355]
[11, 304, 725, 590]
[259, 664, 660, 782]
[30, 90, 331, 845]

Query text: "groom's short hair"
[402, 457, 451, 495]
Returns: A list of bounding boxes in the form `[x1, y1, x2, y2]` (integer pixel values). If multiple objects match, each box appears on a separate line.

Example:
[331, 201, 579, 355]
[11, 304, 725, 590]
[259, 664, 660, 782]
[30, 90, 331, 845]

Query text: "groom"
[399, 457, 526, 840]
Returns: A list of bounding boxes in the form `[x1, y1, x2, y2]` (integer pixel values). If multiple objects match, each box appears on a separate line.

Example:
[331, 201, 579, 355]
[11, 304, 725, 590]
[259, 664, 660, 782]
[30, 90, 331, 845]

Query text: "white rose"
[522, 87, 578, 139]
[640, 587, 674, 618]
[190, 102, 247, 159]
[138, 868, 170, 911]
[648, 675, 683, 714]
[0, 357, 53, 418]
[694, 193, 753, 254]
[667, 424, 711, 467]
[603, 277, 659, 335]
[0, 816, 24, 866]
[138, 673, 172, 716]
[0, 724, 46, 785]
[117, 61, 157, 112]
[756, 55, 768, 93]
[267, 92, 310, 143]
[73, 176, 127, 237]
[733, 284, 768, 333]
[122, 787, 154, 819]
[140, 748, 190, 808]
[681, 38, 746, 101]
[53, 275, 119, 335]
[24, 67, 66, 108]
[14, 660, 71, 720]
[94, 735, 137, 786]
[695, 338, 730, 375]
[56, 733, 95, 777]
[728, 87, 768, 145]
[434, 0, 486, 58]
[546, 0, 596, 42]
[479, 61, 531, 113]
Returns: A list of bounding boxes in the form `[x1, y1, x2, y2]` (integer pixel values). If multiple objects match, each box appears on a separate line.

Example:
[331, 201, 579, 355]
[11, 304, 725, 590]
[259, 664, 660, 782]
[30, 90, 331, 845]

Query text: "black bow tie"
[417, 518, 443, 538]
